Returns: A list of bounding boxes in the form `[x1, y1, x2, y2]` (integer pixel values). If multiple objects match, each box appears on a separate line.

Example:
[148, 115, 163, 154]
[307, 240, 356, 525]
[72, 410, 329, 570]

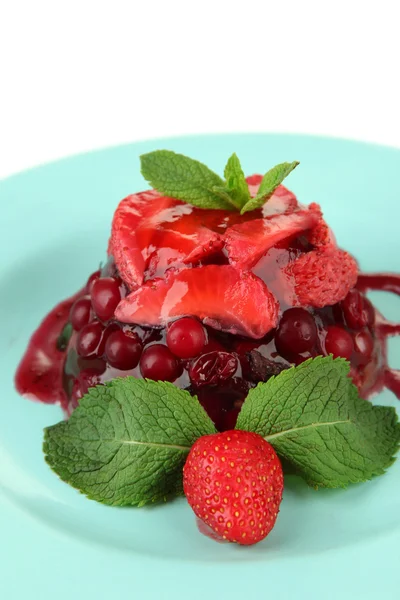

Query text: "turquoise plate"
[1, 134, 399, 600]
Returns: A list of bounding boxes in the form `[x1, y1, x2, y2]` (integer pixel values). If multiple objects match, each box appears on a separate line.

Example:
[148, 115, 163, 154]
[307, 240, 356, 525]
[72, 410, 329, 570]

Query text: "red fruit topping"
[139, 344, 182, 381]
[105, 329, 142, 370]
[91, 277, 121, 322]
[115, 265, 279, 339]
[166, 317, 207, 359]
[189, 351, 239, 388]
[262, 185, 299, 216]
[76, 321, 105, 358]
[225, 209, 319, 270]
[183, 430, 284, 545]
[275, 308, 317, 357]
[86, 270, 101, 293]
[285, 248, 358, 308]
[308, 205, 336, 249]
[70, 297, 92, 331]
[341, 289, 373, 330]
[110, 191, 224, 288]
[324, 325, 354, 359]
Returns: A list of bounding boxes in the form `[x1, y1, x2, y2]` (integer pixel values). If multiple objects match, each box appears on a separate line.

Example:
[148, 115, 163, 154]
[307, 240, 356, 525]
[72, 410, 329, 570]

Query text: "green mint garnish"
[236, 356, 400, 487]
[240, 161, 299, 214]
[43, 378, 216, 506]
[43, 358, 399, 505]
[140, 150, 298, 213]
[140, 150, 232, 210]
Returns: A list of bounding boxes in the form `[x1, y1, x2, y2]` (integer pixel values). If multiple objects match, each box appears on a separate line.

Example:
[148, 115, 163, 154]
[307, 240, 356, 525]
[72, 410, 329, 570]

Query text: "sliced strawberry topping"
[110, 191, 224, 289]
[262, 184, 299, 216]
[110, 190, 159, 289]
[285, 248, 358, 308]
[225, 209, 320, 269]
[115, 265, 279, 338]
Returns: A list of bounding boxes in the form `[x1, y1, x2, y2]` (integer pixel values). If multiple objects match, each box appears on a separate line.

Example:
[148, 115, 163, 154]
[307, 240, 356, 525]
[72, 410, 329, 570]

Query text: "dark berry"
[91, 277, 121, 322]
[324, 326, 353, 359]
[195, 388, 233, 431]
[353, 330, 374, 364]
[76, 321, 104, 358]
[70, 297, 92, 331]
[275, 308, 317, 356]
[341, 289, 370, 330]
[140, 344, 182, 381]
[86, 270, 101, 293]
[189, 351, 238, 388]
[246, 350, 288, 382]
[166, 317, 207, 359]
[105, 329, 142, 370]
[220, 408, 241, 431]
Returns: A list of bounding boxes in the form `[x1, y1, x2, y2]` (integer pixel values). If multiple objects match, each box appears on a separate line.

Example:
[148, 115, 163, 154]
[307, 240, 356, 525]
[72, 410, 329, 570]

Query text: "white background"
[1, 0, 400, 179]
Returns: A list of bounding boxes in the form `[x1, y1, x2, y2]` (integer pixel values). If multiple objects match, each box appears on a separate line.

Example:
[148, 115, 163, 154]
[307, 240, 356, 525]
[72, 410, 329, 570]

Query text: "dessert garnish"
[16, 150, 400, 545]
[43, 357, 399, 544]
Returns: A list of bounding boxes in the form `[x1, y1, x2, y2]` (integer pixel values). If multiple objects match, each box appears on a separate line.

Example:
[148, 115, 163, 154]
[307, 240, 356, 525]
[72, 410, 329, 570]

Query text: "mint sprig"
[240, 161, 299, 214]
[140, 150, 298, 213]
[236, 356, 400, 487]
[43, 378, 216, 506]
[43, 358, 399, 505]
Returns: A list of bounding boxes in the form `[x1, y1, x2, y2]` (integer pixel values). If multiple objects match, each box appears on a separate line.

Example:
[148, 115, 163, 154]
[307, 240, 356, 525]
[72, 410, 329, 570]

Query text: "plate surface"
[1, 133, 399, 600]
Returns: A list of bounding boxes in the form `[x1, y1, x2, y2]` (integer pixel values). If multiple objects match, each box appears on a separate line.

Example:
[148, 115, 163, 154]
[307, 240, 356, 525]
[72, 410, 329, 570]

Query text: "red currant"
[91, 277, 121, 322]
[324, 326, 353, 359]
[166, 317, 207, 359]
[105, 329, 142, 370]
[275, 308, 317, 356]
[70, 297, 92, 331]
[76, 321, 104, 358]
[140, 344, 182, 381]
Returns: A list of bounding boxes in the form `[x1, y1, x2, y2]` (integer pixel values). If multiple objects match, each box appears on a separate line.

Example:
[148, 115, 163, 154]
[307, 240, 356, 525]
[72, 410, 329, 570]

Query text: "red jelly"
[15, 177, 400, 428]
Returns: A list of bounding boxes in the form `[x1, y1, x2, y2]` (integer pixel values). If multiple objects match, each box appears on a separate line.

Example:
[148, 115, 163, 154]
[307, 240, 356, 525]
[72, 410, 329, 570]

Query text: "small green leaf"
[223, 153, 251, 209]
[43, 378, 216, 506]
[240, 161, 299, 214]
[236, 356, 400, 488]
[140, 150, 233, 210]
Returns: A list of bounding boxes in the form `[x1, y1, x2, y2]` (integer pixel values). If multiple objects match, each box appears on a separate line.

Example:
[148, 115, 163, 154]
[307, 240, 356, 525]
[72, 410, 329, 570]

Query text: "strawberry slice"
[110, 191, 223, 289]
[225, 209, 320, 269]
[285, 248, 358, 308]
[115, 265, 279, 339]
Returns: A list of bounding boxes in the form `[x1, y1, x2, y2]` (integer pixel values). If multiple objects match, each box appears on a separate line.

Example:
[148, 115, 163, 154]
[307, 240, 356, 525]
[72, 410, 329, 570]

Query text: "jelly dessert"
[16, 151, 400, 434]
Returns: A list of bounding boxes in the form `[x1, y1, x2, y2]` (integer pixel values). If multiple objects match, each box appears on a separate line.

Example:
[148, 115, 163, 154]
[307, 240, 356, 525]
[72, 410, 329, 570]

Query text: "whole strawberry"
[183, 430, 283, 545]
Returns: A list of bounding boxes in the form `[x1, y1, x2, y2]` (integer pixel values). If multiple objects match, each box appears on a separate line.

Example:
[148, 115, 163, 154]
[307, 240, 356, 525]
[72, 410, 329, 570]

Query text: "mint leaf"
[236, 357, 400, 487]
[240, 161, 299, 214]
[43, 378, 216, 506]
[222, 153, 251, 209]
[140, 150, 235, 210]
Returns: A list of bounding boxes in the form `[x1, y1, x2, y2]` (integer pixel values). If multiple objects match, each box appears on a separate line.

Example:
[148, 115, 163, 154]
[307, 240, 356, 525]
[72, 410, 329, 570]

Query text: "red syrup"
[356, 273, 400, 399]
[15, 289, 83, 412]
